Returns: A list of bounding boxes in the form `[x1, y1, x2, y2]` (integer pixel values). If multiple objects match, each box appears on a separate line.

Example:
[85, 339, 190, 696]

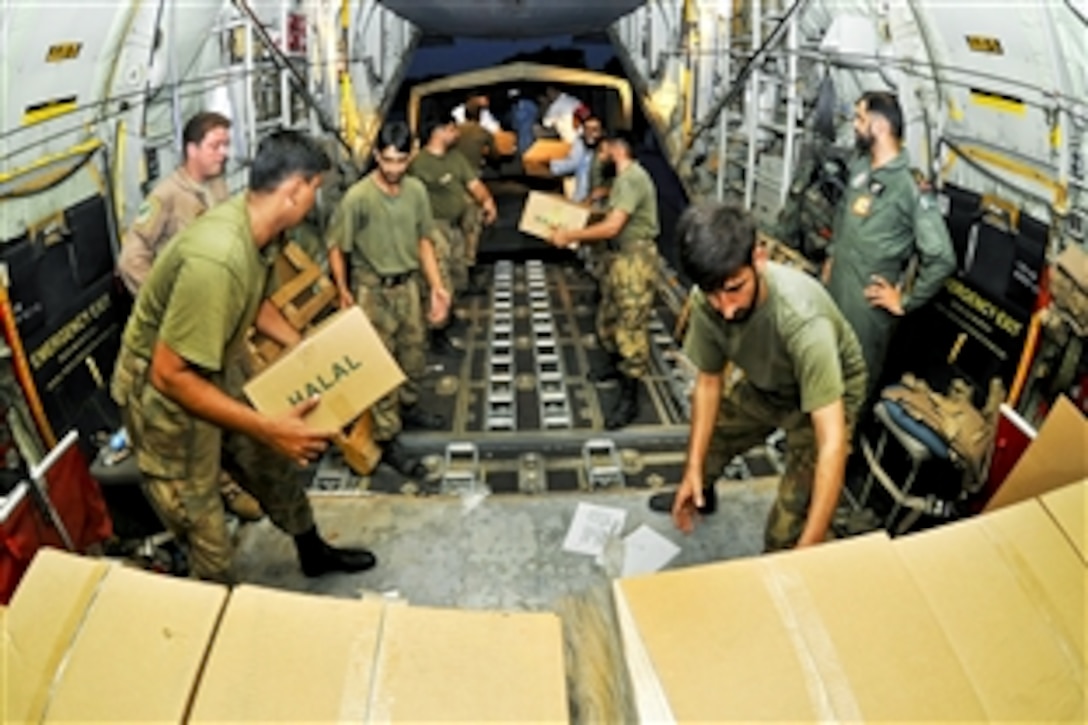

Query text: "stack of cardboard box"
[615, 399, 1086, 722]
[3, 550, 569, 723]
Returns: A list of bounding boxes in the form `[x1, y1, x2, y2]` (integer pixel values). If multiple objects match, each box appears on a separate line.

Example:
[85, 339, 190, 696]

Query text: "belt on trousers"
[607, 238, 655, 253]
[362, 270, 413, 288]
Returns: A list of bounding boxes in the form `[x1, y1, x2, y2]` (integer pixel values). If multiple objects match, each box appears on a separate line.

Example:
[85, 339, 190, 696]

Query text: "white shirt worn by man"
[543, 92, 582, 144]
[451, 104, 501, 133]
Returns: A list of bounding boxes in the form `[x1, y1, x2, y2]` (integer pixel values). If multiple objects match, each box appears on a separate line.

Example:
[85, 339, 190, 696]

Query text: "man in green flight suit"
[649, 203, 868, 551]
[111, 130, 376, 582]
[410, 113, 497, 353]
[549, 132, 660, 429]
[825, 91, 956, 394]
[328, 121, 450, 480]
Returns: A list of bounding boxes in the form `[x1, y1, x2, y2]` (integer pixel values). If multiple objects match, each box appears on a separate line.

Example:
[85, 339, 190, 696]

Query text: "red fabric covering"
[0, 446, 113, 603]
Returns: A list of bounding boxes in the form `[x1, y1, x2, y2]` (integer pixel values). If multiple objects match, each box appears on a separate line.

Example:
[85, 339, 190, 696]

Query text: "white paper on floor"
[620, 524, 681, 577]
[562, 502, 628, 558]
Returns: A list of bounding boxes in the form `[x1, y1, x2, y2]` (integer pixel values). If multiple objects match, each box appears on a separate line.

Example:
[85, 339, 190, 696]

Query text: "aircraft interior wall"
[0, 0, 1084, 474]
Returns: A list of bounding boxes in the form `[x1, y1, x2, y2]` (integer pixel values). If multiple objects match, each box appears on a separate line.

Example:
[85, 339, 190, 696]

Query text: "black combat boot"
[648, 481, 719, 515]
[402, 404, 446, 430]
[465, 269, 489, 297]
[429, 326, 463, 356]
[382, 437, 427, 479]
[294, 526, 377, 577]
[604, 375, 640, 429]
[586, 352, 622, 383]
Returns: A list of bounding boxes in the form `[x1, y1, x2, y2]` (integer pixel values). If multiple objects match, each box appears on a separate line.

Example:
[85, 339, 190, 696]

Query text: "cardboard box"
[617, 478, 1087, 724]
[522, 138, 571, 164]
[522, 138, 573, 178]
[492, 129, 517, 156]
[368, 604, 569, 723]
[189, 585, 385, 723]
[616, 533, 988, 722]
[244, 306, 405, 432]
[3, 548, 227, 723]
[1040, 478, 1087, 563]
[984, 396, 1087, 512]
[896, 496, 1086, 721]
[519, 190, 590, 241]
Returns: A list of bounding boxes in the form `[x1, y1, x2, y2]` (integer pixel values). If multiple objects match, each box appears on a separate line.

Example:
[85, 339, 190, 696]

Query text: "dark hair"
[676, 202, 758, 292]
[182, 111, 231, 157]
[375, 121, 413, 155]
[860, 91, 903, 141]
[464, 98, 483, 123]
[419, 114, 453, 145]
[603, 130, 636, 157]
[249, 129, 331, 192]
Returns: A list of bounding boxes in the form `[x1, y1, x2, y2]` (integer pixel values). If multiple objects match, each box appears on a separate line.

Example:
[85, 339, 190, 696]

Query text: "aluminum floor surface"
[232, 477, 779, 610]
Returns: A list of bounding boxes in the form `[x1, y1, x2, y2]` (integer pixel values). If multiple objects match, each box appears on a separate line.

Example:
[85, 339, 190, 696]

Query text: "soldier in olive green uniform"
[111, 130, 376, 582]
[649, 203, 867, 551]
[454, 99, 494, 170]
[328, 121, 450, 479]
[410, 114, 497, 352]
[826, 92, 955, 394]
[454, 100, 496, 289]
[551, 133, 659, 429]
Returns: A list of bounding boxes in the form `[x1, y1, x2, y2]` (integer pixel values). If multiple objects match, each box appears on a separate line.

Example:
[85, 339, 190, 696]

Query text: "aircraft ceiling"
[378, 0, 645, 38]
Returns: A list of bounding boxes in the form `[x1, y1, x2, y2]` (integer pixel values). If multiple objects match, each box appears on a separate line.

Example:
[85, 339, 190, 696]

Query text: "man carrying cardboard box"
[649, 203, 867, 550]
[110, 130, 377, 582]
[548, 132, 660, 429]
[328, 121, 450, 479]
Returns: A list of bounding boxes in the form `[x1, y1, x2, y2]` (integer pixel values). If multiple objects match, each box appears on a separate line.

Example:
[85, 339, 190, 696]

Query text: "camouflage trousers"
[356, 272, 425, 441]
[110, 348, 314, 583]
[460, 199, 484, 267]
[432, 218, 469, 297]
[703, 378, 858, 551]
[596, 239, 659, 379]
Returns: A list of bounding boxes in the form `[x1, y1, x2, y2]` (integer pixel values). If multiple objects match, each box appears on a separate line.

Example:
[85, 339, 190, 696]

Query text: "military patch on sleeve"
[132, 197, 160, 229]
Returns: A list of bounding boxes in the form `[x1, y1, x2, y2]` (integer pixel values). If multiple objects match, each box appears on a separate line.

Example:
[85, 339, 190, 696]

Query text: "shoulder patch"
[133, 197, 161, 228]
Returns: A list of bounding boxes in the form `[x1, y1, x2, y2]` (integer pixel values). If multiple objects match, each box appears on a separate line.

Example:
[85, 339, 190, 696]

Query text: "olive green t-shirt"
[408, 148, 476, 222]
[454, 122, 492, 170]
[121, 194, 271, 372]
[683, 263, 867, 412]
[609, 161, 659, 244]
[326, 173, 433, 276]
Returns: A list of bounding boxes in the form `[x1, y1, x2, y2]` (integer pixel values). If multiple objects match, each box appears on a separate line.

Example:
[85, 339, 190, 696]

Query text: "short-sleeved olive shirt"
[408, 148, 477, 222]
[609, 161, 659, 244]
[454, 121, 493, 170]
[684, 263, 867, 413]
[326, 173, 433, 276]
[121, 194, 271, 373]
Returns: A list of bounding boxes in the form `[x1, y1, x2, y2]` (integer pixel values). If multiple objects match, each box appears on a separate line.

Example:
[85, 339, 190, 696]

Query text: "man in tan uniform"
[118, 111, 231, 294]
[118, 111, 262, 522]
